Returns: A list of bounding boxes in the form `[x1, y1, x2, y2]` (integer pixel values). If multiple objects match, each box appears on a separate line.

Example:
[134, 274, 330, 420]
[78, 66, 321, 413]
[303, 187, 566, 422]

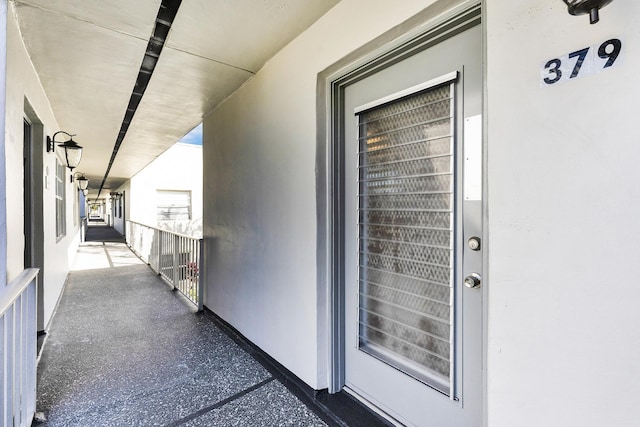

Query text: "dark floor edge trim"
[166, 376, 276, 427]
[201, 308, 392, 427]
[36, 331, 48, 365]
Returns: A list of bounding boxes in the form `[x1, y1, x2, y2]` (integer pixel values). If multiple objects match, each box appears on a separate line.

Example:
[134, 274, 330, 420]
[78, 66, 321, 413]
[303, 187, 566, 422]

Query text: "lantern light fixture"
[74, 172, 89, 190]
[47, 131, 83, 171]
[563, 0, 614, 24]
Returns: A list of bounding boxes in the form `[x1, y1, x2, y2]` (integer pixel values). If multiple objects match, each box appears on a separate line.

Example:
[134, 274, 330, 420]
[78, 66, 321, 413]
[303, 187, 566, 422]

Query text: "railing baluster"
[172, 234, 178, 289]
[125, 220, 202, 310]
[198, 238, 204, 311]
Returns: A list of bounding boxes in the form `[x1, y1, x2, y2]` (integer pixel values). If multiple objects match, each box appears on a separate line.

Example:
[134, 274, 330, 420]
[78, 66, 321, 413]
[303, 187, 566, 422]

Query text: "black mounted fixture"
[74, 172, 89, 189]
[563, 0, 614, 24]
[47, 131, 83, 172]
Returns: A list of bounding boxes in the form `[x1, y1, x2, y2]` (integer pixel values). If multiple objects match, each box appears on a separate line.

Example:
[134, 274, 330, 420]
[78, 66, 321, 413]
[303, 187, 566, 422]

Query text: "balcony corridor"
[34, 224, 333, 426]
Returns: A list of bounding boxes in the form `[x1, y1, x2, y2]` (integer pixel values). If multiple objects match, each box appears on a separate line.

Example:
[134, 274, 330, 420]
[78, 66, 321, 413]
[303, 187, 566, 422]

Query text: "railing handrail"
[0, 268, 39, 315]
[126, 219, 202, 241]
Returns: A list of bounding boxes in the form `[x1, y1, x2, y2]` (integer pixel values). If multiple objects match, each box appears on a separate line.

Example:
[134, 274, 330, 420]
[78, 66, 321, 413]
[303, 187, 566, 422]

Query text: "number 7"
[568, 47, 589, 78]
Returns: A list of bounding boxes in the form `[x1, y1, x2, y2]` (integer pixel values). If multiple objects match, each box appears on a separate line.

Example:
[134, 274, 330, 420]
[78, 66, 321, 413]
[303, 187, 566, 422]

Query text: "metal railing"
[0, 268, 39, 427]
[126, 220, 203, 310]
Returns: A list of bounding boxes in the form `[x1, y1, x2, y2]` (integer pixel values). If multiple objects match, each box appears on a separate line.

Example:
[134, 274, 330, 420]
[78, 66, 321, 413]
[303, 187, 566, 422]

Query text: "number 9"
[598, 38, 622, 68]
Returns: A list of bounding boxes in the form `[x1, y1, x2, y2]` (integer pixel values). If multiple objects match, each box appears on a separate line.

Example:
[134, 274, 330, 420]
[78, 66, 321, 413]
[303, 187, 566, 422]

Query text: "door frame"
[24, 116, 33, 269]
[315, 0, 487, 418]
[24, 99, 46, 332]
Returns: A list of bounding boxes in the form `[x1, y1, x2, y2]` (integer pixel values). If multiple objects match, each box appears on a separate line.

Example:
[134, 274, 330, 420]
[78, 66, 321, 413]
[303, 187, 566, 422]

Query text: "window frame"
[55, 159, 66, 240]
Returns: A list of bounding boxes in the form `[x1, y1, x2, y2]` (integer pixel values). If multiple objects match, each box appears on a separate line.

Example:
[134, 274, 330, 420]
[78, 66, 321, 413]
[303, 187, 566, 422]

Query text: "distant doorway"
[24, 101, 46, 332]
[23, 118, 33, 268]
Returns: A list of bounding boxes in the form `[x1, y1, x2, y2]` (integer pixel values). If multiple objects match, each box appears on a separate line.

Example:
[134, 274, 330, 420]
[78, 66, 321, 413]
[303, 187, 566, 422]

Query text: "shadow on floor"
[84, 221, 125, 243]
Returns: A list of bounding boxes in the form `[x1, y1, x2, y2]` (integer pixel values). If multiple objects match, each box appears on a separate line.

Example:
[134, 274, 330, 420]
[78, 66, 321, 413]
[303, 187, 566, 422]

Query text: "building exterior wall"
[203, 0, 442, 391]
[128, 142, 202, 236]
[113, 142, 202, 238]
[0, 0, 8, 287]
[1, 0, 635, 424]
[4, 3, 80, 328]
[485, 1, 640, 426]
[204, 0, 640, 424]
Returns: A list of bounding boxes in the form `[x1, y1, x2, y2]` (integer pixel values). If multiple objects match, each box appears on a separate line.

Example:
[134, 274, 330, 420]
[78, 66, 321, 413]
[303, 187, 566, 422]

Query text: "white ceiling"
[12, 0, 340, 197]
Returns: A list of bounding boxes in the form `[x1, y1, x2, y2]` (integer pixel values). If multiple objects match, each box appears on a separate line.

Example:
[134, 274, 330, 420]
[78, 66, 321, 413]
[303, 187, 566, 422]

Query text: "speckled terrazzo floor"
[35, 234, 330, 426]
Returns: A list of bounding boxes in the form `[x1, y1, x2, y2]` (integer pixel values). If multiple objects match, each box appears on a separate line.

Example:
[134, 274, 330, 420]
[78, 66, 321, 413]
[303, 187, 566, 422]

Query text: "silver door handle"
[464, 273, 481, 289]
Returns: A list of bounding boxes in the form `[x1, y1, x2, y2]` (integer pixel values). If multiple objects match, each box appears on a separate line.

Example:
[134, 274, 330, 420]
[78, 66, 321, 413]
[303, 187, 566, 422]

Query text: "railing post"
[172, 234, 179, 289]
[198, 238, 204, 312]
[156, 229, 162, 274]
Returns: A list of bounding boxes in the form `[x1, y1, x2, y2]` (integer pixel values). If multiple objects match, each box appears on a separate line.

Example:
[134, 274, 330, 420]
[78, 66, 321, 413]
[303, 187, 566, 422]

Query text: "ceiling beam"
[95, 0, 182, 201]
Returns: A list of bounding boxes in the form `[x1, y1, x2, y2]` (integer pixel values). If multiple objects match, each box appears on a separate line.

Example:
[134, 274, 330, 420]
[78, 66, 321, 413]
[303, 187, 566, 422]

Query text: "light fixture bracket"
[47, 131, 84, 172]
[563, 0, 614, 24]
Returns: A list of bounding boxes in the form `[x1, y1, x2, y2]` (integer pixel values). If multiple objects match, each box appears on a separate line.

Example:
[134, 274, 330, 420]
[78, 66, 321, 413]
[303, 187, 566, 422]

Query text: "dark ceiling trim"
[95, 0, 182, 201]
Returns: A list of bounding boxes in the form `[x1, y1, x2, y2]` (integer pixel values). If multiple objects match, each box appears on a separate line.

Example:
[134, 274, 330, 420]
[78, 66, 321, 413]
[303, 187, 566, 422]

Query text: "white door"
[342, 23, 482, 426]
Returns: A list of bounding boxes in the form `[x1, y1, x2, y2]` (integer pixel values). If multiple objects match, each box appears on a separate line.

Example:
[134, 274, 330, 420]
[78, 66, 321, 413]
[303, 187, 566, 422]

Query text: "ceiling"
[12, 0, 340, 198]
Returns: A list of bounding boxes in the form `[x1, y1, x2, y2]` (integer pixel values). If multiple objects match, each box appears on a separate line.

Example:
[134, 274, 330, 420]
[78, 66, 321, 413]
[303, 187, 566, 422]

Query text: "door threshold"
[343, 386, 405, 427]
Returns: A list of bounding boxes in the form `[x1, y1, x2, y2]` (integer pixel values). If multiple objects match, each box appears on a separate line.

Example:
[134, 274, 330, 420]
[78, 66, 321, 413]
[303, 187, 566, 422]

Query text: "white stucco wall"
[128, 142, 202, 236]
[112, 181, 130, 236]
[203, 0, 440, 390]
[4, 4, 80, 327]
[0, 0, 8, 287]
[205, 0, 640, 422]
[486, 1, 640, 426]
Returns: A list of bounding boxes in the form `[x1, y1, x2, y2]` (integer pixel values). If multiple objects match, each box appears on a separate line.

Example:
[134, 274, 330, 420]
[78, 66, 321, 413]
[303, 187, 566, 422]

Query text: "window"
[157, 190, 191, 220]
[55, 160, 66, 238]
[73, 185, 79, 227]
[356, 81, 456, 393]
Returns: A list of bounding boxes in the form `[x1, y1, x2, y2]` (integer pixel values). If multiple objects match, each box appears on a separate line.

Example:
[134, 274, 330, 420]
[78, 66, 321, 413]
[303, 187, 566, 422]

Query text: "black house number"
[542, 38, 622, 86]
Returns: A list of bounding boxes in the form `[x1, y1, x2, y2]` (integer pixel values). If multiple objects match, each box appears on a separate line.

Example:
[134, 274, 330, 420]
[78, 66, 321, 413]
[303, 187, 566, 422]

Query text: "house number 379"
[541, 38, 622, 86]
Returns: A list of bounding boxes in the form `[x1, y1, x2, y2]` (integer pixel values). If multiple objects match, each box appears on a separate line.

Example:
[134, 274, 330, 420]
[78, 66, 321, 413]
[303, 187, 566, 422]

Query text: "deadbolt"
[464, 273, 481, 289]
[468, 237, 481, 251]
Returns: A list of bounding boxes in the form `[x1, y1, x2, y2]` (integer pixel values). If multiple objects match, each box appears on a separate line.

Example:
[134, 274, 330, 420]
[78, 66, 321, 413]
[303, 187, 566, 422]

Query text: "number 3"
[544, 59, 562, 84]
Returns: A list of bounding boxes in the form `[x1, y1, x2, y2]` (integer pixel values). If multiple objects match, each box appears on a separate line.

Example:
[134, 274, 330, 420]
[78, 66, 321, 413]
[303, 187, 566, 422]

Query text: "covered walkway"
[35, 226, 351, 426]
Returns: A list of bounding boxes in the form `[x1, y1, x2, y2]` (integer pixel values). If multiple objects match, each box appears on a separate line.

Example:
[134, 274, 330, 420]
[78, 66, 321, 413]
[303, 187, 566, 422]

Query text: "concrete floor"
[35, 225, 331, 426]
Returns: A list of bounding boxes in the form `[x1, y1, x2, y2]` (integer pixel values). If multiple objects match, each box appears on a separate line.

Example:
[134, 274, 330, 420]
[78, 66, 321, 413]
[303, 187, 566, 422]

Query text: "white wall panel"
[0, 0, 7, 287]
[128, 142, 202, 235]
[486, 1, 640, 426]
[203, 0, 440, 390]
[5, 4, 79, 328]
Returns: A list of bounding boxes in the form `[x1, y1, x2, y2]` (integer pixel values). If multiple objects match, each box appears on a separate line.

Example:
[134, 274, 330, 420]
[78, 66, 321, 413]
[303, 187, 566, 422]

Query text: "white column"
[0, 0, 8, 287]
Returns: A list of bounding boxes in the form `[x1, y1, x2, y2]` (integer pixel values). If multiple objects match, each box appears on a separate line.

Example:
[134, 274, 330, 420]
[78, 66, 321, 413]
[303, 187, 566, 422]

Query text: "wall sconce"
[563, 0, 613, 24]
[47, 131, 83, 171]
[74, 172, 89, 190]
